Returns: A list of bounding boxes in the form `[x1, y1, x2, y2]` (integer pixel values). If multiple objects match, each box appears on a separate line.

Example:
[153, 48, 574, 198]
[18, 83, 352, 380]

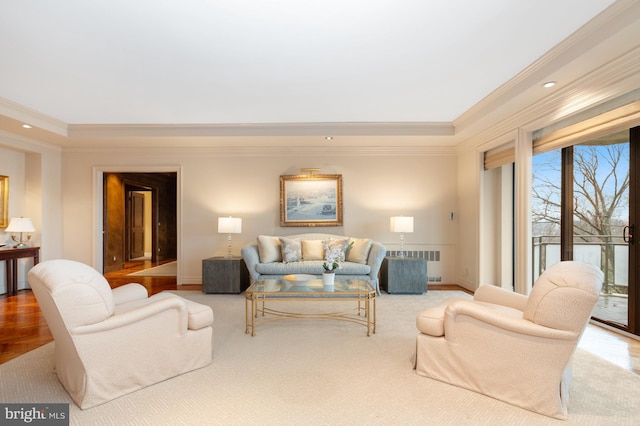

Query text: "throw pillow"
[257, 235, 282, 263]
[324, 237, 350, 262]
[346, 238, 372, 264]
[279, 237, 302, 263]
[302, 240, 324, 260]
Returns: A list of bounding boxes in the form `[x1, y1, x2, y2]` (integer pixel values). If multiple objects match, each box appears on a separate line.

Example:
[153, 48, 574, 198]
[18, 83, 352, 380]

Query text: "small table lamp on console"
[6, 217, 36, 248]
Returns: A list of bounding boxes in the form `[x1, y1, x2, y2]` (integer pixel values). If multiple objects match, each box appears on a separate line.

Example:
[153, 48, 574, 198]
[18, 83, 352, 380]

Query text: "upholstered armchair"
[414, 261, 603, 420]
[28, 259, 214, 409]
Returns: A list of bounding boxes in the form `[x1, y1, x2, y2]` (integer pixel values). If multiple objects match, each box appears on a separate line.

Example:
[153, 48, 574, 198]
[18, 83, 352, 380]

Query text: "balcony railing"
[532, 235, 628, 295]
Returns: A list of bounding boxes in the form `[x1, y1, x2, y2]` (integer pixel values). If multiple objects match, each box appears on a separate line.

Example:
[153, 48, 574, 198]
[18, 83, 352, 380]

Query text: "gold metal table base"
[244, 279, 376, 336]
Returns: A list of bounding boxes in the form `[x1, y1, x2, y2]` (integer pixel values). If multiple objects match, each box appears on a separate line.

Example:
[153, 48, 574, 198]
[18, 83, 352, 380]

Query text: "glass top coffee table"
[245, 276, 376, 336]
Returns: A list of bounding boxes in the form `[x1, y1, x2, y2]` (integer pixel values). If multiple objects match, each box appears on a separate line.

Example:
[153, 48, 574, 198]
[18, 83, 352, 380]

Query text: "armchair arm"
[241, 242, 261, 282]
[112, 283, 148, 305]
[70, 296, 188, 336]
[473, 285, 528, 311]
[445, 299, 576, 341]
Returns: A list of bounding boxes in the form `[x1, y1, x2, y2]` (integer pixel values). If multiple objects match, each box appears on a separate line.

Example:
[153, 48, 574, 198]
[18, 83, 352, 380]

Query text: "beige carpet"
[1, 291, 639, 425]
[127, 261, 177, 277]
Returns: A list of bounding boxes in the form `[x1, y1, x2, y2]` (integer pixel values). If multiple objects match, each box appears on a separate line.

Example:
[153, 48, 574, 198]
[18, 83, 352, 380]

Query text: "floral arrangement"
[322, 240, 354, 273]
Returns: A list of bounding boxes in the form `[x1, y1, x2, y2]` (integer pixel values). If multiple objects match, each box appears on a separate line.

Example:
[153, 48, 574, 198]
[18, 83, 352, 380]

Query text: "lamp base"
[398, 232, 405, 258]
[225, 233, 233, 258]
[11, 233, 31, 248]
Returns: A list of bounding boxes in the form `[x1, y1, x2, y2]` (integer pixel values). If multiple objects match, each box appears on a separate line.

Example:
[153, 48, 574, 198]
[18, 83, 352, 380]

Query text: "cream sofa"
[414, 261, 603, 420]
[241, 233, 386, 294]
[28, 259, 214, 409]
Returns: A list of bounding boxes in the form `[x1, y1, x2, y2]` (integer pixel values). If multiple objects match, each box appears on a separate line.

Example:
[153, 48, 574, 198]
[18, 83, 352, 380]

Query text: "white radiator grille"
[386, 250, 442, 282]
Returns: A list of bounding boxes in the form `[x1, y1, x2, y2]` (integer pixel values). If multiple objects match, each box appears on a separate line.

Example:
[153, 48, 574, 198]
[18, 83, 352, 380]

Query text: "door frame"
[93, 165, 182, 280]
[628, 126, 639, 333]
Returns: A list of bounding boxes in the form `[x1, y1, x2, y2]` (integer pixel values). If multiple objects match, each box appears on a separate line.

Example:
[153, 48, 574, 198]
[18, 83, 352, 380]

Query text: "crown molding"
[455, 0, 640, 135]
[0, 97, 68, 136]
[67, 121, 455, 138]
[456, 34, 640, 153]
[0, 130, 63, 153]
[64, 145, 456, 157]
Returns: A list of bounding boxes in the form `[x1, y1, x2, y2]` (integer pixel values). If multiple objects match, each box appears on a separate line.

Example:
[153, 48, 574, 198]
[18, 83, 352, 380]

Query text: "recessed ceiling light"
[22, 124, 33, 129]
[542, 81, 557, 88]
[325, 136, 333, 140]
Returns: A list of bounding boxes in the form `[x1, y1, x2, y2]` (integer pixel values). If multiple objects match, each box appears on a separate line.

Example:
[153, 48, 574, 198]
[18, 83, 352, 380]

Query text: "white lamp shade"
[390, 216, 413, 233]
[218, 217, 242, 234]
[6, 217, 36, 233]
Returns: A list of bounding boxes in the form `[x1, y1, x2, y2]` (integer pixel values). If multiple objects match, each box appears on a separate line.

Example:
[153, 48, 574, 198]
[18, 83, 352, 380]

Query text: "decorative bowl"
[283, 274, 316, 285]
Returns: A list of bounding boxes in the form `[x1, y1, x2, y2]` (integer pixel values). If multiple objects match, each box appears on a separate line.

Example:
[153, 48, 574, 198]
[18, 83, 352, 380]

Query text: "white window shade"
[484, 143, 515, 170]
[533, 100, 640, 155]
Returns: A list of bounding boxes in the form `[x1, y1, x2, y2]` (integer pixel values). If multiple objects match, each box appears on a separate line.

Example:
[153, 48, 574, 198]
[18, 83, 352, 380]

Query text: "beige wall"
[61, 147, 458, 284]
[0, 138, 62, 291]
[0, 146, 27, 293]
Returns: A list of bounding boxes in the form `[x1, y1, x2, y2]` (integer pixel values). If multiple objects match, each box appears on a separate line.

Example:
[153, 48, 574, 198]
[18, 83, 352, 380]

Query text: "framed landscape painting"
[280, 174, 343, 227]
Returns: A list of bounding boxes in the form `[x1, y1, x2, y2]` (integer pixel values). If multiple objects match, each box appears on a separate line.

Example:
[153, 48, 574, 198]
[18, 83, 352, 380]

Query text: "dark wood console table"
[0, 246, 40, 296]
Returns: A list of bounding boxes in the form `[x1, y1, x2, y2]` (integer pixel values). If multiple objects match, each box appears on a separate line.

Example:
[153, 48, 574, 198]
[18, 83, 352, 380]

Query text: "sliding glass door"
[572, 133, 629, 328]
[532, 127, 639, 336]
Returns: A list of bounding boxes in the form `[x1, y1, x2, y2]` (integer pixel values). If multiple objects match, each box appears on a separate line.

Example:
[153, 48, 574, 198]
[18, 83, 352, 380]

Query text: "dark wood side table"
[380, 256, 427, 294]
[0, 246, 40, 296]
[202, 256, 250, 294]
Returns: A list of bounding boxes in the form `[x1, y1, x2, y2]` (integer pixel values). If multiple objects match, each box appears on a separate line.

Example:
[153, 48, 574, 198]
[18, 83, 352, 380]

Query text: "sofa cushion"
[302, 240, 324, 260]
[279, 237, 302, 263]
[255, 261, 371, 275]
[347, 238, 372, 264]
[324, 237, 350, 262]
[338, 262, 372, 275]
[257, 235, 282, 263]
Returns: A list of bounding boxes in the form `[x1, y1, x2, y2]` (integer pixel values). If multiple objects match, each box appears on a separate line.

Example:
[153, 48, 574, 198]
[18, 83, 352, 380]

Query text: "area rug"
[126, 261, 177, 277]
[1, 291, 639, 425]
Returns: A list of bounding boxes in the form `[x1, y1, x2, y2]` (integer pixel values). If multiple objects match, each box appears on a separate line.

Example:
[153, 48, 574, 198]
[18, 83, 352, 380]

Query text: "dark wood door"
[129, 192, 145, 259]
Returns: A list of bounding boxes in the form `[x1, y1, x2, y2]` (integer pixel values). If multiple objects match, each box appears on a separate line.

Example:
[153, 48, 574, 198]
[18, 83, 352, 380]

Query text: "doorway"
[532, 127, 639, 336]
[103, 172, 177, 274]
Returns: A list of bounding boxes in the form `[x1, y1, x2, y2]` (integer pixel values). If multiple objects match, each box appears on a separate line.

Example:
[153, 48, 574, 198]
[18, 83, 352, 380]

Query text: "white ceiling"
[0, 0, 629, 147]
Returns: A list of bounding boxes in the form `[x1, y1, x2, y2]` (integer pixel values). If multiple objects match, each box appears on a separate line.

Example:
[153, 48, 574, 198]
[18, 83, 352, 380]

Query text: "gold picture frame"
[280, 174, 343, 227]
[0, 175, 8, 228]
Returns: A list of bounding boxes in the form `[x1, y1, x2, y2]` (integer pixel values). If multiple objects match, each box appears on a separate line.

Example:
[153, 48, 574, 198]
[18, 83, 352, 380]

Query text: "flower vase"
[323, 272, 335, 287]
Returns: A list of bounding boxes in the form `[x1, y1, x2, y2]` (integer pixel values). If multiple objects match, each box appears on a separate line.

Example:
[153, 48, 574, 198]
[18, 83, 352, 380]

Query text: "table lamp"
[390, 216, 413, 258]
[218, 216, 242, 258]
[6, 217, 36, 248]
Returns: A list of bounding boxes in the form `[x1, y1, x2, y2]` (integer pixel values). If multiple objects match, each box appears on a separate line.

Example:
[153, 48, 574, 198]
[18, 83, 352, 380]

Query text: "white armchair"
[28, 259, 214, 409]
[414, 261, 603, 420]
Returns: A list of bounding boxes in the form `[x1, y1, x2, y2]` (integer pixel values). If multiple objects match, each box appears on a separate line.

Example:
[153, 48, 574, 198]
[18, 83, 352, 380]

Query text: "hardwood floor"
[2, 273, 639, 375]
[0, 259, 192, 364]
[0, 290, 52, 363]
[104, 258, 194, 294]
